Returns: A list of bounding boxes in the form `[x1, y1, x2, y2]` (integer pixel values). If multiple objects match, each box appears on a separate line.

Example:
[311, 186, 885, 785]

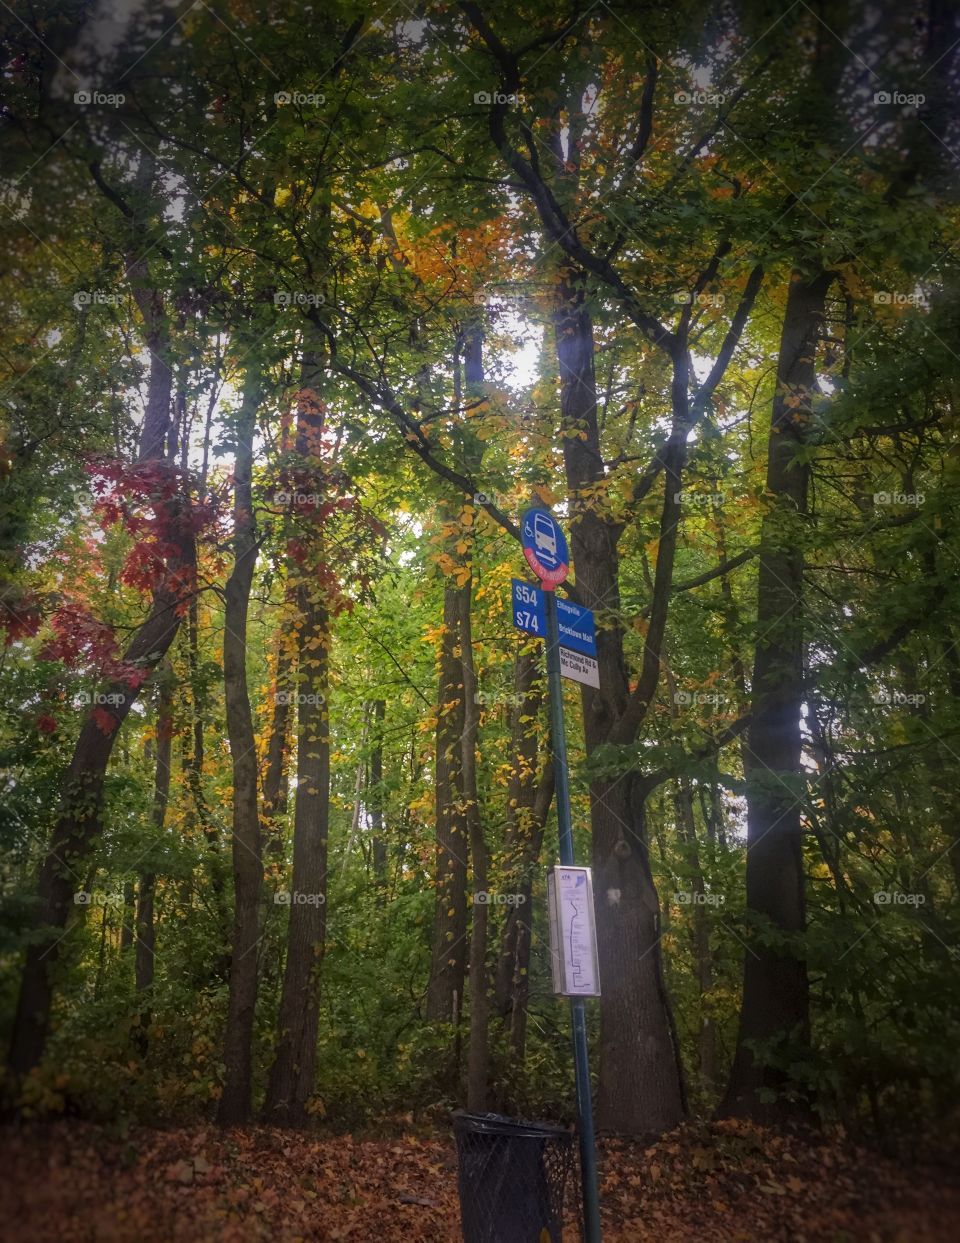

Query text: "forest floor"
[1, 1116, 959, 1242]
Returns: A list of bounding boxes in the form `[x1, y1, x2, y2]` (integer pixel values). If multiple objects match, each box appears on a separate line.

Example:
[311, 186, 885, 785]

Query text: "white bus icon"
[533, 512, 557, 561]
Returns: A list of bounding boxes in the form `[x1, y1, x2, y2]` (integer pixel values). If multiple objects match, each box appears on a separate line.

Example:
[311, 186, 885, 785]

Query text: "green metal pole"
[544, 587, 603, 1243]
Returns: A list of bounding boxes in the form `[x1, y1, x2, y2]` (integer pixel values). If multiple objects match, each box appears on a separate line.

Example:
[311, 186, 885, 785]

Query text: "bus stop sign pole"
[545, 588, 603, 1243]
[520, 506, 602, 1243]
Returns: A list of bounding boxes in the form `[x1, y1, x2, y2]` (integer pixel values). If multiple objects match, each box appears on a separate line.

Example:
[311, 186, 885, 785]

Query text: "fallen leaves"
[1, 1118, 958, 1242]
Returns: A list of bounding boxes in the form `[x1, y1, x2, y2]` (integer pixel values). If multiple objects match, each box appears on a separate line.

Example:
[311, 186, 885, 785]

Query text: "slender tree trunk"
[218, 366, 265, 1126]
[262, 593, 296, 859]
[425, 580, 469, 1027]
[463, 589, 489, 1112]
[494, 649, 554, 1065]
[136, 670, 173, 1000]
[120, 882, 135, 954]
[719, 270, 834, 1124]
[494, 648, 542, 1016]
[369, 698, 387, 889]
[675, 779, 717, 1092]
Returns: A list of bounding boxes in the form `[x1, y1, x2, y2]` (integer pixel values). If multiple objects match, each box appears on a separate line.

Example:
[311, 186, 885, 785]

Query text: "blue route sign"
[556, 597, 597, 657]
[512, 578, 546, 637]
[521, 507, 569, 587]
[512, 579, 596, 658]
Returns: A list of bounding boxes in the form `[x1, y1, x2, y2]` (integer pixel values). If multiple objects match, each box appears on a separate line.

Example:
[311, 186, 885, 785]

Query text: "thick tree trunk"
[553, 273, 686, 1135]
[719, 270, 834, 1124]
[217, 366, 265, 1126]
[262, 584, 329, 1124]
[262, 350, 331, 1126]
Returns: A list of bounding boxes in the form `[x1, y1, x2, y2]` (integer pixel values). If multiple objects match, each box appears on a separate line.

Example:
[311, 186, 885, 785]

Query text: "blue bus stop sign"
[521, 508, 569, 589]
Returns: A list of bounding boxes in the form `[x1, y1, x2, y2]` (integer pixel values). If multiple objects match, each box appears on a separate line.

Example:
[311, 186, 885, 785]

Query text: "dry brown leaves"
[1, 1117, 958, 1242]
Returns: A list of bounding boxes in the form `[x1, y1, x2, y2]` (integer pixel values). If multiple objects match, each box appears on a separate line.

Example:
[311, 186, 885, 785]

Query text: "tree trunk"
[136, 669, 173, 1000]
[262, 350, 331, 1126]
[425, 581, 469, 1027]
[553, 272, 686, 1135]
[120, 881, 135, 954]
[369, 698, 387, 889]
[719, 270, 834, 1124]
[218, 365, 265, 1126]
[7, 252, 191, 1082]
[494, 649, 553, 1065]
[675, 778, 717, 1093]
[462, 588, 489, 1112]
[262, 607, 296, 859]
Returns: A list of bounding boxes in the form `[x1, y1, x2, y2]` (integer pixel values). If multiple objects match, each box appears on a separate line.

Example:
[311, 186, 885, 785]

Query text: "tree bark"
[369, 698, 387, 889]
[136, 669, 173, 1000]
[675, 778, 717, 1093]
[7, 232, 192, 1081]
[217, 365, 265, 1126]
[462, 588, 489, 1112]
[425, 581, 469, 1027]
[494, 649, 554, 1064]
[553, 272, 687, 1135]
[719, 269, 834, 1124]
[262, 604, 296, 859]
[262, 348, 331, 1126]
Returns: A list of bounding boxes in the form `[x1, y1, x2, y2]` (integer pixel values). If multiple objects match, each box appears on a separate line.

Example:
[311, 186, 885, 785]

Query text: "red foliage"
[0, 590, 42, 645]
[41, 601, 150, 688]
[84, 457, 219, 602]
[92, 706, 118, 735]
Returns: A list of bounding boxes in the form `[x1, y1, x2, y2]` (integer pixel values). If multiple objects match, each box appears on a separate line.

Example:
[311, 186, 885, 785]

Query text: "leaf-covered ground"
[1, 1118, 958, 1241]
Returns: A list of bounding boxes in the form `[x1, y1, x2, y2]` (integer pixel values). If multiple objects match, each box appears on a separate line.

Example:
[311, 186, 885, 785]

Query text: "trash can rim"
[451, 1109, 572, 1138]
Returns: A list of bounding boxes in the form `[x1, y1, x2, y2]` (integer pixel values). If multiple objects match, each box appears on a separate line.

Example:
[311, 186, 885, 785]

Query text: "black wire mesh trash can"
[452, 1111, 576, 1243]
